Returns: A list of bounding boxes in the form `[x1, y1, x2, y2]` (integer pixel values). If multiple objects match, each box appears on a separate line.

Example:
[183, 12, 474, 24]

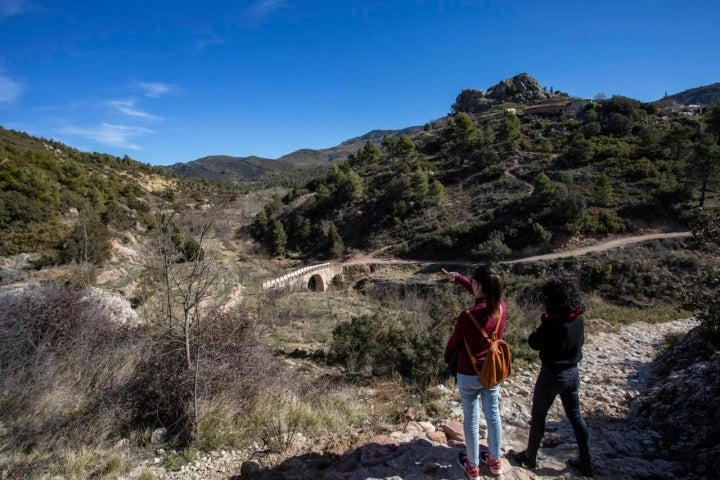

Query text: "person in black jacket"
[511, 275, 595, 476]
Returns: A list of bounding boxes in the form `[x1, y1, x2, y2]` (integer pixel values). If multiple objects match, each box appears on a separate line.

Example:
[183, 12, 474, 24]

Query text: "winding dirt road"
[504, 231, 691, 264]
[342, 231, 692, 267]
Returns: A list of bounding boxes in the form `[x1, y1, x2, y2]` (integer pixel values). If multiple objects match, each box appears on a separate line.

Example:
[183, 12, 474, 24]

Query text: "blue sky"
[1, 0, 719, 166]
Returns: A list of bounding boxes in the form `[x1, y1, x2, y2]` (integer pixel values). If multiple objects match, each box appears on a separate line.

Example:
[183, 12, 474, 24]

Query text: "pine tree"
[497, 110, 521, 153]
[595, 173, 614, 207]
[411, 168, 429, 199]
[271, 219, 287, 256]
[326, 224, 344, 259]
[428, 178, 445, 200]
[687, 133, 719, 207]
[357, 141, 381, 165]
[532, 172, 556, 207]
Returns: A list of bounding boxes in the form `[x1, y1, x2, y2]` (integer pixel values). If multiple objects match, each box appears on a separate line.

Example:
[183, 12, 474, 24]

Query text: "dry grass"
[584, 293, 689, 332]
[0, 283, 145, 478]
[0, 282, 276, 478]
[243, 374, 371, 455]
[263, 290, 375, 350]
[0, 444, 131, 480]
[116, 170, 178, 194]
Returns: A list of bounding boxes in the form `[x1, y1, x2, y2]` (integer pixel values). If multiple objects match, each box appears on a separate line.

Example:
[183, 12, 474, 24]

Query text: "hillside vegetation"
[249, 74, 720, 263]
[0, 127, 180, 258]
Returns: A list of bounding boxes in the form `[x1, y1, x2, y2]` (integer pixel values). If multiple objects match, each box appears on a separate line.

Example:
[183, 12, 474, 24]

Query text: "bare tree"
[145, 201, 227, 438]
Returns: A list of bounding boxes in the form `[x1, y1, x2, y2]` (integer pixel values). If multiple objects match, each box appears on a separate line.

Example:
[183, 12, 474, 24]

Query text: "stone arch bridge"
[262, 262, 345, 292]
[259, 231, 692, 293]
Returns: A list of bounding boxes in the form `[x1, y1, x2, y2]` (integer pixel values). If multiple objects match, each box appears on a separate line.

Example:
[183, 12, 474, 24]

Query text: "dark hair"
[472, 264, 503, 317]
[542, 275, 584, 314]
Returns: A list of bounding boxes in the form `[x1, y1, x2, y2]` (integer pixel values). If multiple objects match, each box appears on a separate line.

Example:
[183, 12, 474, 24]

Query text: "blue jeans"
[526, 366, 591, 463]
[457, 373, 502, 466]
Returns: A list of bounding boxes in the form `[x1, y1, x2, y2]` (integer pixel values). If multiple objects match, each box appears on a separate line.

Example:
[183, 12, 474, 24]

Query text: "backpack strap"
[463, 337, 479, 373]
[463, 305, 504, 373]
[466, 305, 504, 340]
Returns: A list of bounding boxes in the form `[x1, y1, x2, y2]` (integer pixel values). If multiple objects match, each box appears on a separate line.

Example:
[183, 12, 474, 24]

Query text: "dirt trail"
[504, 231, 691, 264]
[342, 231, 692, 267]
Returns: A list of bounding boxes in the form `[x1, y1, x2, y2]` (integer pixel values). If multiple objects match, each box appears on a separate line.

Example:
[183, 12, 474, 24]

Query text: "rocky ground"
[121, 317, 717, 480]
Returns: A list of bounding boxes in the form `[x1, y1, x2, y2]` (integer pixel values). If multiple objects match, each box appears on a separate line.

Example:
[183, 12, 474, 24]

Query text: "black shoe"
[508, 449, 537, 470]
[567, 457, 595, 476]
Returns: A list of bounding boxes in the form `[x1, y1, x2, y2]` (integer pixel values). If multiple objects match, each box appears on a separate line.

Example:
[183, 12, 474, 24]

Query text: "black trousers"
[526, 365, 591, 464]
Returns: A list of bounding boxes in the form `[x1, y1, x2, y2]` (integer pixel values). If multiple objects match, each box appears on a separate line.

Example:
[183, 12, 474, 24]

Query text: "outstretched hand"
[441, 268, 459, 283]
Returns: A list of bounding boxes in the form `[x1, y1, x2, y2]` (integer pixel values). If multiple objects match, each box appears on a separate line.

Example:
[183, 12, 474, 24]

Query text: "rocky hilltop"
[452, 73, 564, 114]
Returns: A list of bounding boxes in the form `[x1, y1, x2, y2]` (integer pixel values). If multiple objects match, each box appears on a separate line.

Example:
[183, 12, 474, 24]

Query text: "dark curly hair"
[542, 274, 584, 314]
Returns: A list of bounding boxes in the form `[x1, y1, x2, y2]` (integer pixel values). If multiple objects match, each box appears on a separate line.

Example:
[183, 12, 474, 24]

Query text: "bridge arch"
[307, 274, 326, 292]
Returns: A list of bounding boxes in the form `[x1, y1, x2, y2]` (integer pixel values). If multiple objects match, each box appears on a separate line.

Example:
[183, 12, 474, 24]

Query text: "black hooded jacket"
[528, 310, 585, 369]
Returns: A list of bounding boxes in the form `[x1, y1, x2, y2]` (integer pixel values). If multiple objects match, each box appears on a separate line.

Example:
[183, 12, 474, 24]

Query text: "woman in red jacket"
[444, 265, 506, 478]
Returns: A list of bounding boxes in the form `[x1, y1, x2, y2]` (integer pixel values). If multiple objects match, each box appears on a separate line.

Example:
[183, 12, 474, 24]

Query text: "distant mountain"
[653, 82, 720, 108]
[278, 127, 423, 165]
[167, 73, 580, 185]
[169, 155, 279, 182]
[168, 76, 720, 189]
[167, 126, 423, 184]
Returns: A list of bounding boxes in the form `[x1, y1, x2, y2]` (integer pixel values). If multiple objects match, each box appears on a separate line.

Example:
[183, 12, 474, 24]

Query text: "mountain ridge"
[653, 81, 720, 107]
[167, 126, 423, 183]
[167, 75, 720, 185]
[244, 72, 719, 265]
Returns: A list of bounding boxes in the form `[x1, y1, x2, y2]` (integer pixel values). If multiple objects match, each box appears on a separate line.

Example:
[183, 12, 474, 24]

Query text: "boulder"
[453, 73, 554, 114]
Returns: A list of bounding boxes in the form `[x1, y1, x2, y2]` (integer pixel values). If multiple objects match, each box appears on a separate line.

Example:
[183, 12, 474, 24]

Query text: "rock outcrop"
[633, 327, 720, 479]
[452, 73, 558, 114]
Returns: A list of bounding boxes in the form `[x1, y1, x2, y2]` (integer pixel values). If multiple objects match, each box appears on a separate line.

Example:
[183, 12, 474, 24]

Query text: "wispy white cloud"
[60, 123, 153, 150]
[246, 0, 288, 21]
[0, 74, 24, 103]
[195, 35, 225, 51]
[0, 0, 32, 17]
[135, 82, 173, 98]
[107, 99, 161, 120]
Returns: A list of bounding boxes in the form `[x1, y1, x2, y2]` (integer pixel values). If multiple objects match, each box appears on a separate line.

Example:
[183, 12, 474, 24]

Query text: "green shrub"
[60, 216, 112, 265]
[29, 252, 62, 270]
[329, 311, 405, 374]
[682, 208, 720, 344]
[579, 208, 627, 234]
[330, 284, 463, 386]
[500, 298, 539, 366]
[472, 231, 512, 262]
